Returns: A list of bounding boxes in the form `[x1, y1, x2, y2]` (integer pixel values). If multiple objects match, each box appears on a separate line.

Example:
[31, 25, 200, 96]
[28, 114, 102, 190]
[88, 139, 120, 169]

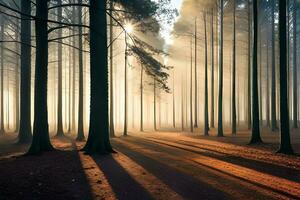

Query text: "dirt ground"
[0, 129, 300, 200]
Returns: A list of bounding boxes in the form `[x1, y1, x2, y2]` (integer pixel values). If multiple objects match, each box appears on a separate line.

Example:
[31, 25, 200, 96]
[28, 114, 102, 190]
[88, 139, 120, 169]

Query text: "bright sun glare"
[124, 23, 133, 34]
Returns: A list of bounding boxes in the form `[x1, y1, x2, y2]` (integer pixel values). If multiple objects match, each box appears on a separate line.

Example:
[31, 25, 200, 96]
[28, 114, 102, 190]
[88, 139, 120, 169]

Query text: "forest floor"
[0, 129, 300, 200]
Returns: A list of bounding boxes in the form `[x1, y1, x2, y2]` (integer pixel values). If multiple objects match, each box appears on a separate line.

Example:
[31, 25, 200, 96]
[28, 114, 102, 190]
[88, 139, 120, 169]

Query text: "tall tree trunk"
[0, 15, 5, 135]
[247, 0, 252, 130]
[27, 0, 54, 154]
[140, 64, 143, 132]
[109, 0, 115, 137]
[181, 76, 184, 131]
[72, 4, 76, 133]
[278, 0, 294, 154]
[123, 32, 128, 136]
[194, 18, 198, 128]
[77, 0, 85, 141]
[172, 69, 176, 128]
[83, 0, 113, 154]
[204, 13, 209, 136]
[259, 32, 263, 126]
[190, 39, 193, 133]
[266, 41, 270, 127]
[217, 0, 224, 137]
[154, 78, 157, 131]
[232, 0, 237, 135]
[15, 26, 20, 133]
[271, 0, 278, 131]
[56, 0, 64, 137]
[249, 0, 262, 144]
[18, 0, 32, 143]
[210, 8, 215, 128]
[293, 0, 298, 128]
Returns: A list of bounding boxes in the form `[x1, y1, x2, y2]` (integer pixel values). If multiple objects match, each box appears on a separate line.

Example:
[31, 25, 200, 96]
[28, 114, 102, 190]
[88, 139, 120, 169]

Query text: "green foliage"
[129, 36, 171, 93]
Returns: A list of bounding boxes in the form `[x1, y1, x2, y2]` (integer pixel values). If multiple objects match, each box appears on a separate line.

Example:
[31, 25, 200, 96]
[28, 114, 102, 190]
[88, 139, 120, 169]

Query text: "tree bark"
[194, 18, 198, 128]
[56, 0, 64, 137]
[123, 32, 128, 136]
[293, 0, 298, 128]
[210, 8, 215, 128]
[271, 0, 278, 131]
[277, 0, 294, 154]
[83, 0, 113, 154]
[232, 0, 237, 135]
[247, 0, 252, 130]
[109, 0, 115, 137]
[18, 0, 32, 143]
[77, 0, 85, 141]
[27, 0, 54, 154]
[204, 13, 209, 136]
[249, 0, 262, 144]
[217, 0, 224, 137]
[0, 15, 5, 135]
[140, 63, 144, 132]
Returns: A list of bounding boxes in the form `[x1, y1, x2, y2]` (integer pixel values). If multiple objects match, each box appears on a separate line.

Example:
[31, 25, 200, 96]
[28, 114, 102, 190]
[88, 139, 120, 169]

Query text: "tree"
[109, 0, 115, 137]
[190, 38, 193, 133]
[271, 0, 278, 131]
[82, 0, 113, 154]
[123, 31, 128, 136]
[232, 0, 237, 135]
[217, 0, 224, 137]
[140, 63, 144, 132]
[18, 0, 32, 143]
[194, 18, 198, 128]
[28, 0, 54, 154]
[293, 0, 298, 129]
[249, 0, 262, 144]
[56, 0, 64, 137]
[172, 69, 176, 128]
[154, 78, 157, 131]
[210, 8, 215, 129]
[0, 14, 4, 135]
[76, 0, 85, 141]
[204, 12, 209, 136]
[247, 0, 252, 130]
[277, 0, 294, 154]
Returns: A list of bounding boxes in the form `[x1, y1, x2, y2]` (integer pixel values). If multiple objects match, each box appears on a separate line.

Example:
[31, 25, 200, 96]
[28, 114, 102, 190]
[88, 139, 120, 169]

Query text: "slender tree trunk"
[271, 0, 278, 131]
[210, 8, 215, 128]
[0, 15, 5, 135]
[181, 76, 184, 131]
[232, 0, 237, 135]
[72, 5, 76, 133]
[15, 26, 20, 133]
[266, 41, 270, 127]
[204, 13, 209, 136]
[194, 18, 198, 128]
[77, 0, 85, 141]
[140, 64, 144, 132]
[190, 39, 193, 133]
[123, 32, 128, 136]
[247, 0, 252, 130]
[154, 78, 157, 131]
[172, 69, 176, 128]
[83, 0, 113, 154]
[259, 32, 263, 126]
[293, 1, 298, 128]
[109, 0, 115, 137]
[18, 0, 32, 143]
[249, 0, 262, 144]
[278, 0, 294, 154]
[56, 0, 64, 137]
[28, 0, 54, 154]
[217, 0, 224, 137]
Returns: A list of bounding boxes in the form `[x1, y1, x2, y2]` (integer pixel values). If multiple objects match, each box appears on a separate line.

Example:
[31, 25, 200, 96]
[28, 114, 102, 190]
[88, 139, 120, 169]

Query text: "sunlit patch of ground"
[0, 130, 300, 199]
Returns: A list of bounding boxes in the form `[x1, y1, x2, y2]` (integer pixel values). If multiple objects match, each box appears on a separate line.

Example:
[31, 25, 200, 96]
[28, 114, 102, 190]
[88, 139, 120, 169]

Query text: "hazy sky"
[159, 0, 183, 45]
